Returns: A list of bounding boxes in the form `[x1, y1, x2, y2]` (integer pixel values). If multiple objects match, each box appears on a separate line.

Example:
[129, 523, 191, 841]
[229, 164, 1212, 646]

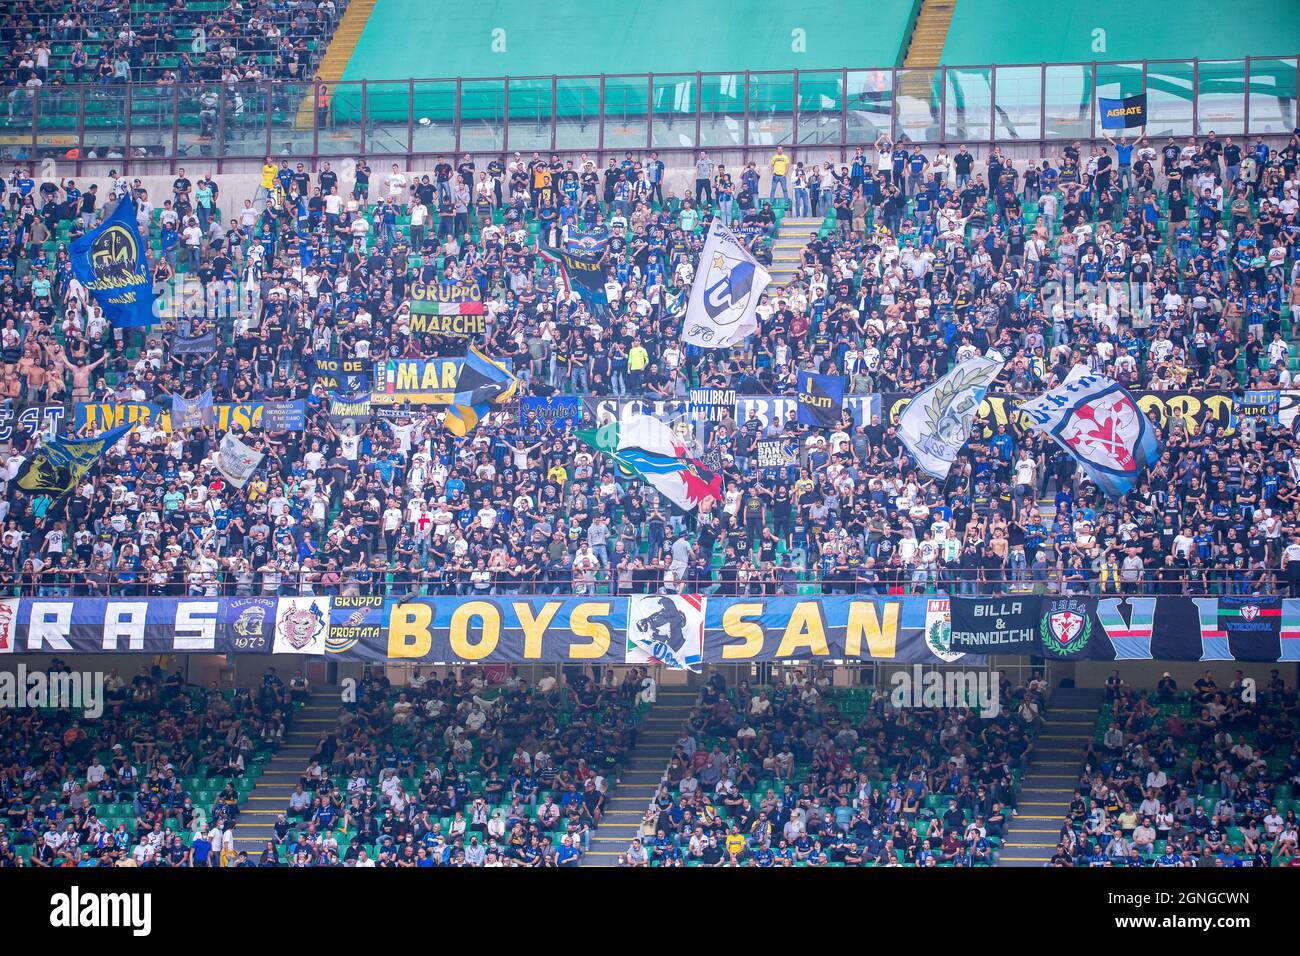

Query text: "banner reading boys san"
[680, 219, 771, 349]
[1017, 367, 1161, 498]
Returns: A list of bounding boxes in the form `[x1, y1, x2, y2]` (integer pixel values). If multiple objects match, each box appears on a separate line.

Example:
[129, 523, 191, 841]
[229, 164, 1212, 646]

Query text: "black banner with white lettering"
[949, 597, 1041, 654]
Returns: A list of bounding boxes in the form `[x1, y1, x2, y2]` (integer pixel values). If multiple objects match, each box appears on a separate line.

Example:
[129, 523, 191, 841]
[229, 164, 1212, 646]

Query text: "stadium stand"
[1, 0, 1300, 875]
[338, 1, 917, 81]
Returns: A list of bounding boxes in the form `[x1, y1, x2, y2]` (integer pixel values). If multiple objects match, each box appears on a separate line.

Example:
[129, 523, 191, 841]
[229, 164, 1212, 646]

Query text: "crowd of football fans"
[0, 663, 648, 866]
[619, 668, 1039, 867]
[1049, 668, 1300, 866]
[0, 121, 1299, 602]
[0, 661, 297, 866]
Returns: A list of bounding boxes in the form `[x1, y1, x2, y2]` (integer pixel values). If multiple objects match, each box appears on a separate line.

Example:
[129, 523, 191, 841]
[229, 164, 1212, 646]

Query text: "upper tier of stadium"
[338, 1, 916, 81]
[939, 0, 1300, 64]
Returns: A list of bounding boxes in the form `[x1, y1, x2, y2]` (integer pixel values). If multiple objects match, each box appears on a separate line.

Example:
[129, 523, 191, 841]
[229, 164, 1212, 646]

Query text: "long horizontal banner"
[882, 389, 1238, 439]
[75, 400, 306, 433]
[5, 596, 1297, 664]
[949, 595, 1300, 662]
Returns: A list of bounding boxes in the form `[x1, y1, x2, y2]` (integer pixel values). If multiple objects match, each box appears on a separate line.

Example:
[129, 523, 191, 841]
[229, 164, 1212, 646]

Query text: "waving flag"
[577, 411, 722, 512]
[14, 422, 135, 502]
[796, 370, 845, 429]
[1017, 366, 1161, 498]
[217, 432, 264, 488]
[171, 388, 215, 431]
[443, 344, 518, 437]
[898, 352, 1004, 479]
[680, 219, 771, 349]
[539, 239, 607, 318]
[69, 197, 156, 328]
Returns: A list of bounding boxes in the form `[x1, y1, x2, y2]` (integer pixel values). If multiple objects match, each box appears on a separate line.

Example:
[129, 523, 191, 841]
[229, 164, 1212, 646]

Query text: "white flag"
[680, 219, 771, 349]
[217, 432, 264, 488]
[898, 352, 1004, 479]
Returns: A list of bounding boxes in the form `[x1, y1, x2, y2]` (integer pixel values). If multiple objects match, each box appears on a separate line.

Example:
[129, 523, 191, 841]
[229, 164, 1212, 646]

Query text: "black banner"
[1100, 92, 1147, 129]
[949, 595, 1295, 662]
[311, 357, 372, 392]
[949, 597, 1041, 654]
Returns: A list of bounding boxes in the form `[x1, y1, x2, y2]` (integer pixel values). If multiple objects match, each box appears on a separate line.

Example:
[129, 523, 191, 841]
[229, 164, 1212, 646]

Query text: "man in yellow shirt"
[769, 146, 790, 201]
[257, 157, 276, 202]
[627, 339, 649, 393]
[724, 826, 747, 859]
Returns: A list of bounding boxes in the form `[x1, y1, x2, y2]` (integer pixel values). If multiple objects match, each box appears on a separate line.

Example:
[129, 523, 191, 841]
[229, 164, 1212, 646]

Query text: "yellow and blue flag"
[443, 345, 518, 437]
[15, 422, 136, 501]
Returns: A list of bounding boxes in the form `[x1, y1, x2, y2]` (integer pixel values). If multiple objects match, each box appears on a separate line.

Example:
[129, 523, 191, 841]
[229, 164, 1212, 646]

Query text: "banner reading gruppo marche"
[950, 595, 1300, 662]
[7, 596, 1299, 663]
[406, 280, 488, 337]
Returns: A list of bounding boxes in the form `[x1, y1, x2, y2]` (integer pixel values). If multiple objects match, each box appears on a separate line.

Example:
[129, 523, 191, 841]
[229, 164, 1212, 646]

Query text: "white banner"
[0, 598, 16, 653]
[217, 432, 264, 488]
[680, 220, 771, 349]
[272, 596, 331, 655]
[898, 353, 1004, 479]
[626, 594, 705, 671]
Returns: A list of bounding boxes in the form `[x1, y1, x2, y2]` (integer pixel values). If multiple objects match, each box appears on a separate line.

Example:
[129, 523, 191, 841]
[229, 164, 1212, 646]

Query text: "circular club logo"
[1058, 393, 1140, 473]
[701, 251, 758, 328]
[89, 224, 140, 285]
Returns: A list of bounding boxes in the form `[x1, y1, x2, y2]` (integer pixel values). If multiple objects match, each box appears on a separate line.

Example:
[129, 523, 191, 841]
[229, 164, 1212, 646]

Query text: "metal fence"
[8, 570, 1286, 599]
[5, 55, 1295, 171]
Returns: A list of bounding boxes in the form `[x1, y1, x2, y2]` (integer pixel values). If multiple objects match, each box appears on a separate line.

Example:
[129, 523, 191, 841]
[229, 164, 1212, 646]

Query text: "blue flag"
[171, 388, 214, 431]
[70, 198, 156, 328]
[796, 370, 846, 429]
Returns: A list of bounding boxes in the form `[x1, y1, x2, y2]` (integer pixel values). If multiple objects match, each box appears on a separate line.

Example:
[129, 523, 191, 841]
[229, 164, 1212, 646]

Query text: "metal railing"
[6, 54, 1296, 172]
[4, 570, 1286, 599]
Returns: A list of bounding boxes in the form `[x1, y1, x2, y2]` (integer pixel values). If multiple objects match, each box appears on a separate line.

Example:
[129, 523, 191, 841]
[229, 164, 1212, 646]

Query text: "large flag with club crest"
[577, 410, 722, 513]
[69, 197, 156, 328]
[898, 351, 1004, 479]
[680, 219, 771, 349]
[1017, 366, 1161, 498]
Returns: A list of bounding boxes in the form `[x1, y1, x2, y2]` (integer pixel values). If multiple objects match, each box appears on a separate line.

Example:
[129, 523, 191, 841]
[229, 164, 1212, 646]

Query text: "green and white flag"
[577, 411, 722, 513]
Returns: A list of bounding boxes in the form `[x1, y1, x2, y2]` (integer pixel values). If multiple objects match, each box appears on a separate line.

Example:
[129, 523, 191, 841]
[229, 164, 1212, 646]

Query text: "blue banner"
[1099, 93, 1147, 129]
[69, 198, 156, 328]
[796, 370, 846, 428]
[354, 597, 628, 663]
[3, 595, 1297, 663]
[520, 395, 581, 432]
[261, 400, 307, 431]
